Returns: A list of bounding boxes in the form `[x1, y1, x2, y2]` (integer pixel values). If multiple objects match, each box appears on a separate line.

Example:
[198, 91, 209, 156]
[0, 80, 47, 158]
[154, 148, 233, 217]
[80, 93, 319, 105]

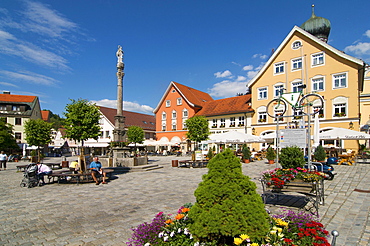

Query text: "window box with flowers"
[318, 113, 324, 118]
[293, 116, 302, 120]
[211, 125, 218, 128]
[334, 112, 346, 117]
[237, 123, 245, 127]
[229, 124, 235, 127]
[260, 167, 325, 214]
[258, 118, 266, 123]
[220, 124, 225, 128]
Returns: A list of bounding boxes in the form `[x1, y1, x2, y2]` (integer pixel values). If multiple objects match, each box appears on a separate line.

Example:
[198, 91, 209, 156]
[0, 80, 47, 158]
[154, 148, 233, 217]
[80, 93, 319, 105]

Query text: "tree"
[63, 99, 101, 171]
[188, 149, 270, 244]
[185, 116, 210, 150]
[24, 119, 53, 161]
[0, 118, 20, 151]
[127, 126, 144, 155]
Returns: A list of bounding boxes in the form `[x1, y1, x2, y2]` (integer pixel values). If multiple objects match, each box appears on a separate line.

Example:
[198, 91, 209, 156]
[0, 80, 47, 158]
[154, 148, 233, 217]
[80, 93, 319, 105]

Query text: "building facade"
[248, 11, 365, 151]
[0, 92, 42, 144]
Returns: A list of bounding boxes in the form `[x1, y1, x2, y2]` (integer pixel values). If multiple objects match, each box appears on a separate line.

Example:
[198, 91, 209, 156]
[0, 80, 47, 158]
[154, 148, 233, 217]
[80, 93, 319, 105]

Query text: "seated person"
[37, 162, 52, 185]
[69, 160, 79, 173]
[89, 157, 107, 185]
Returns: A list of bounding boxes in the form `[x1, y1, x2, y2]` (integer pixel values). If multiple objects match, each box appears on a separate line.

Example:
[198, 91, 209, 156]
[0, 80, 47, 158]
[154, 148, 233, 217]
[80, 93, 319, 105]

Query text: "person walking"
[0, 151, 7, 170]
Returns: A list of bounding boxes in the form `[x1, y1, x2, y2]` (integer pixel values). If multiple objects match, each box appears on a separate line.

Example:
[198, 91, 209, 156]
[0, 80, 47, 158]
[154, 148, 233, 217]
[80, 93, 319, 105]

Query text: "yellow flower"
[251, 243, 259, 246]
[240, 234, 249, 240]
[278, 233, 284, 238]
[276, 227, 282, 233]
[234, 237, 243, 245]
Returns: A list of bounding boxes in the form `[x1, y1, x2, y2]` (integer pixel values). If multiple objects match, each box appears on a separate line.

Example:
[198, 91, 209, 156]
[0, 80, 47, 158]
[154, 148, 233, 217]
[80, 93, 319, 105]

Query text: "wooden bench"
[260, 178, 324, 216]
[47, 169, 114, 185]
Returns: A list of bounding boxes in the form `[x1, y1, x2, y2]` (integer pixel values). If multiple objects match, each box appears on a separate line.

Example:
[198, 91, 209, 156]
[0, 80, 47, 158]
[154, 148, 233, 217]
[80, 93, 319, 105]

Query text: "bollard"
[172, 160, 178, 167]
[331, 230, 339, 246]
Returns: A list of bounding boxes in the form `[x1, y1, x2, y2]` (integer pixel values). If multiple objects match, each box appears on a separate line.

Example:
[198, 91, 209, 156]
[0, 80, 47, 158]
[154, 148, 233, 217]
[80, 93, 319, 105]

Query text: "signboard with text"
[279, 129, 307, 148]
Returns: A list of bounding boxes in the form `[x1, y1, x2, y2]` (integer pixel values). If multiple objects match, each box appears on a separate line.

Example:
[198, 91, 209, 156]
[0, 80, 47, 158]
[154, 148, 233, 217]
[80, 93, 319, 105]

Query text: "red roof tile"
[172, 81, 213, 107]
[0, 94, 36, 103]
[195, 94, 253, 116]
[99, 106, 156, 131]
[41, 110, 50, 121]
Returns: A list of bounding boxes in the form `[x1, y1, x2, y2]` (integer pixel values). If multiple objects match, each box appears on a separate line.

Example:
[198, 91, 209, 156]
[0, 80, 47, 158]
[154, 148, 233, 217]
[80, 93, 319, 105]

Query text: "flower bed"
[262, 167, 325, 189]
[126, 205, 331, 246]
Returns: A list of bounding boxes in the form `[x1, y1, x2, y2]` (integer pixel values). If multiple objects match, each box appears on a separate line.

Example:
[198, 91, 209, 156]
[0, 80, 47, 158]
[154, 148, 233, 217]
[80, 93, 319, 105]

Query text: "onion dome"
[301, 5, 331, 42]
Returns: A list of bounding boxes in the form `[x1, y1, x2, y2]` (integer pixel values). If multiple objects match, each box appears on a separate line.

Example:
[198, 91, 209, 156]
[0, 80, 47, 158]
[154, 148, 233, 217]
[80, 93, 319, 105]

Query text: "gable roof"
[195, 94, 253, 117]
[247, 25, 365, 88]
[0, 94, 37, 103]
[153, 81, 214, 113]
[99, 106, 156, 131]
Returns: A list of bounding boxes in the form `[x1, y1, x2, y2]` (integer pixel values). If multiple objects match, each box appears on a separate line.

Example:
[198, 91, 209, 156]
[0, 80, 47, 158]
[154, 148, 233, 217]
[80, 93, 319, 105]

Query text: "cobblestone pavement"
[0, 156, 369, 246]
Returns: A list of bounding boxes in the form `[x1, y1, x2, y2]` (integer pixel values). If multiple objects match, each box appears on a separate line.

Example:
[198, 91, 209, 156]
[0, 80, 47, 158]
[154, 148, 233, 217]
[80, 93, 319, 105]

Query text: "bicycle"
[266, 85, 324, 118]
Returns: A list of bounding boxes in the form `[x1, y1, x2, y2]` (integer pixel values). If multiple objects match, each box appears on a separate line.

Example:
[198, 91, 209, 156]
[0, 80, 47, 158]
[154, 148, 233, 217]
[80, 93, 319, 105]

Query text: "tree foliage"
[185, 116, 210, 147]
[63, 99, 101, 145]
[24, 119, 53, 161]
[188, 149, 270, 244]
[279, 146, 305, 169]
[0, 118, 20, 150]
[127, 126, 144, 145]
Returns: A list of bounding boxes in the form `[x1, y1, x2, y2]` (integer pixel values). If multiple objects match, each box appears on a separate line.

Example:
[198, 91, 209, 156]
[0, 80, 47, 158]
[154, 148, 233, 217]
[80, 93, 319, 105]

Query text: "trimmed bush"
[242, 146, 251, 160]
[280, 146, 305, 169]
[188, 148, 270, 245]
[207, 148, 214, 160]
[314, 145, 326, 162]
[266, 147, 276, 161]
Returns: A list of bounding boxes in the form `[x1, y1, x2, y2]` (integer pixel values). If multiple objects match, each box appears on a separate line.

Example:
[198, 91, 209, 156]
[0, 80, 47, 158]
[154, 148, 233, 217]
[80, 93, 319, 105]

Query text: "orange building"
[154, 81, 213, 151]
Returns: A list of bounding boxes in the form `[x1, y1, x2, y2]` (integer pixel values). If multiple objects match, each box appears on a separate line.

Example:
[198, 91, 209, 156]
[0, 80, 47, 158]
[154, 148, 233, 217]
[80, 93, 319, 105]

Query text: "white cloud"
[231, 61, 241, 66]
[252, 53, 267, 59]
[214, 70, 232, 78]
[0, 81, 19, 87]
[22, 1, 78, 39]
[365, 30, 370, 38]
[247, 70, 259, 79]
[344, 42, 370, 56]
[208, 80, 248, 98]
[236, 76, 247, 82]
[242, 65, 253, 71]
[0, 70, 59, 86]
[92, 99, 154, 115]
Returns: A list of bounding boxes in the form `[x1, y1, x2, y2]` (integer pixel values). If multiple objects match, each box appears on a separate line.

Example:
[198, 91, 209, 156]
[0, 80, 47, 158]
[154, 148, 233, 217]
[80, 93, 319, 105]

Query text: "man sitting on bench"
[89, 157, 107, 185]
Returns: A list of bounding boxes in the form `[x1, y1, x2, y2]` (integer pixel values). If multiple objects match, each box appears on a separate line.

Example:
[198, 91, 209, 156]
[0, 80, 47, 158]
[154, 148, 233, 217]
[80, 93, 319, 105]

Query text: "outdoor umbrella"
[319, 127, 370, 140]
[207, 131, 265, 143]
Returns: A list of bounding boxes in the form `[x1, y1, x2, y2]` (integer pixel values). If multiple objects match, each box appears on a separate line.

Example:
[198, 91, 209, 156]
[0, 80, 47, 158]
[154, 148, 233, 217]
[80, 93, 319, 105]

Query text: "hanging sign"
[279, 129, 307, 148]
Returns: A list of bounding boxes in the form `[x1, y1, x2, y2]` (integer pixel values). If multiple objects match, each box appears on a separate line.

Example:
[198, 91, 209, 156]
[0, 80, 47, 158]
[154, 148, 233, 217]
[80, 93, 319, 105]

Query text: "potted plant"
[242, 146, 251, 163]
[314, 145, 326, 162]
[207, 148, 214, 160]
[266, 147, 276, 164]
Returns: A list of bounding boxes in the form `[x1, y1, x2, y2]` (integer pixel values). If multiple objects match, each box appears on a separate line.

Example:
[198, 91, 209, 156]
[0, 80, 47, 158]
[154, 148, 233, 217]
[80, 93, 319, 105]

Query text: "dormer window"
[292, 40, 302, 49]
[177, 98, 182, 105]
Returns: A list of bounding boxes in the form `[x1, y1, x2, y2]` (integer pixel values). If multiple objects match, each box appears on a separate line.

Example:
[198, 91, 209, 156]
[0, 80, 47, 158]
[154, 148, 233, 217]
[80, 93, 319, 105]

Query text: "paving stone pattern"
[0, 156, 369, 245]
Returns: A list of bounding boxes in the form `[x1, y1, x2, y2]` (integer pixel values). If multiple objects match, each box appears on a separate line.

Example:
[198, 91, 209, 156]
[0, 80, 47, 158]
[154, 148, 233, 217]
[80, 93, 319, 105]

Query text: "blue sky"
[1, 0, 370, 116]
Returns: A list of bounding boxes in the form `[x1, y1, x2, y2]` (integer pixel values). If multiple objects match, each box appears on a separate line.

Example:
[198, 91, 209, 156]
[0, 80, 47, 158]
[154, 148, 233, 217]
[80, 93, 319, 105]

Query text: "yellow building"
[248, 9, 365, 152]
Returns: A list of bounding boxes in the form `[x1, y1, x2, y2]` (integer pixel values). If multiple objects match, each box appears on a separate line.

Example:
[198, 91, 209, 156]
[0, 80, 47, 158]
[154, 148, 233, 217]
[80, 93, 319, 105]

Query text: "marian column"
[113, 45, 126, 142]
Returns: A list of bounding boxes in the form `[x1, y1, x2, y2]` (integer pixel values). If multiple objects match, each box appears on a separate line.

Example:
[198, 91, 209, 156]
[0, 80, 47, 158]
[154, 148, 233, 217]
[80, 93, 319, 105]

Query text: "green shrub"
[242, 146, 251, 160]
[313, 145, 326, 162]
[207, 148, 214, 160]
[266, 147, 276, 161]
[279, 146, 305, 169]
[188, 148, 269, 244]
